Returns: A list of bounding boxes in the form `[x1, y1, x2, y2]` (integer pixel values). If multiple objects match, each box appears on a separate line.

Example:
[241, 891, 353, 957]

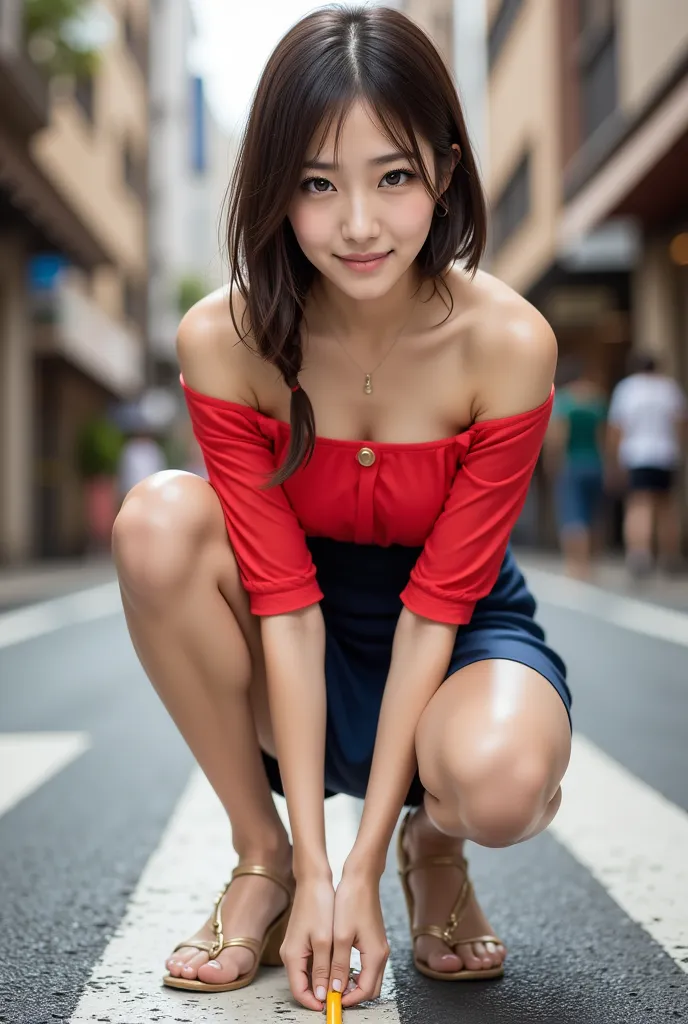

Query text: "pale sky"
[190, 0, 395, 134]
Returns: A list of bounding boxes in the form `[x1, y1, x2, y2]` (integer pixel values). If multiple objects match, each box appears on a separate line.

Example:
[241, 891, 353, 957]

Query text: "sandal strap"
[215, 936, 262, 957]
[398, 810, 490, 950]
[400, 853, 468, 877]
[183, 864, 294, 961]
[230, 863, 295, 899]
[454, 934, 503, 946]
[172, 938, 217, 955]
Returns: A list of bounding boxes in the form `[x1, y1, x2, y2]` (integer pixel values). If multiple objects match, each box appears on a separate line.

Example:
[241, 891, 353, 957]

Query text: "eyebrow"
[303, 151, 410, 171]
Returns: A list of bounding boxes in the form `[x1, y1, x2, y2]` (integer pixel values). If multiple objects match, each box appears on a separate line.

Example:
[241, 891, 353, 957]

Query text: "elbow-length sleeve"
[401, 388, 554, 625]
[182, 379, 323, 616]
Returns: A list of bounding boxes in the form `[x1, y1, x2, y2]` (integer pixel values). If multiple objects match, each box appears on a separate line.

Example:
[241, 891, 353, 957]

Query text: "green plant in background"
[24, 0, 102, 78]
[76, 418, 124, 479]
[177, 275, 208, 316]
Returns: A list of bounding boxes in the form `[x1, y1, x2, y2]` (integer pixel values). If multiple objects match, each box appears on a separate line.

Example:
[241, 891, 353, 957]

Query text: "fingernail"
[316, 985, 327, 1001]
[207, 960, 222, 969]
[332, 979, 342, 992]
[345, 980, 356, 994]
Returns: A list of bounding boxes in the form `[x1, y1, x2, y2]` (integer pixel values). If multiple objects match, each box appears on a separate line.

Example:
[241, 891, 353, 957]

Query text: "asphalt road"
[0, 564, 687, 1023]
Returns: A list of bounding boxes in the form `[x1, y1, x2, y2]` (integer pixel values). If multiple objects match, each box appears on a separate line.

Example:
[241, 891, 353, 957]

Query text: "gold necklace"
[331, 294, 421, 395]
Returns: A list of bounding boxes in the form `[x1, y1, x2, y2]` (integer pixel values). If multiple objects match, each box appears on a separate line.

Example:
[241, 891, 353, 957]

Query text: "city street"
[1, 560, 687, 1023]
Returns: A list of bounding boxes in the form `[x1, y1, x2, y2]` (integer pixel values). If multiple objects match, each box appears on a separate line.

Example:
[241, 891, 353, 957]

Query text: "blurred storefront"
[485, 0, 688, 545]
[0, 0, 148, 561]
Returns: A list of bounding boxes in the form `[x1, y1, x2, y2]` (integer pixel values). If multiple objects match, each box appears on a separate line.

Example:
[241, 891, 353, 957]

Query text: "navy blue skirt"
[261, 538, 570, 807]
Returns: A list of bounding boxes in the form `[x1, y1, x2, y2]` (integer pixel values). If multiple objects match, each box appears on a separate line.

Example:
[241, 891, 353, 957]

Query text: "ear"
[439, 143, 462, 195]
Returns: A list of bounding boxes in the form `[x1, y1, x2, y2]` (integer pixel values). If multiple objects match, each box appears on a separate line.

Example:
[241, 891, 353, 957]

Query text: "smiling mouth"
[336, 252, 392, 271]
[337, 251, 391, 262]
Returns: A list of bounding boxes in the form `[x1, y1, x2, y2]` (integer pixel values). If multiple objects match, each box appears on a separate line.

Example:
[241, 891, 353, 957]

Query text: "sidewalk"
[516, 548, 688, 614]
[0, 555, 117, 612]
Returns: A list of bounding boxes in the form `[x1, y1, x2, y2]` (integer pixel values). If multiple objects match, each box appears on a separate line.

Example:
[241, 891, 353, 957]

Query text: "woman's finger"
[342, 944, 389, 1007]
[310, 935, 333, 1008]
[283, 947, 321, 1012]
[328, 931, 353, 996]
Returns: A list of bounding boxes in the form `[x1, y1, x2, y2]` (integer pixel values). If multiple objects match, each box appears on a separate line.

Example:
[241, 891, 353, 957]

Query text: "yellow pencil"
[326, 990, 342, 1024]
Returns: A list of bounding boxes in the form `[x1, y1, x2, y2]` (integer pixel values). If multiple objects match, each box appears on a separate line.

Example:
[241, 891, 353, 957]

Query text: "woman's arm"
[344, 608, 456, 876]
[261, 608, 331, 880]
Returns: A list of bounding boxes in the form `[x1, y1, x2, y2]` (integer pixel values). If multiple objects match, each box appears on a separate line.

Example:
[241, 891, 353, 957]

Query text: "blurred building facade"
[402, 0, 454, 68]
[148, 0, 236, 387]
[0, 0, 148, 562]
[485, 0, 688, 543]
[486, 0, 687, 388]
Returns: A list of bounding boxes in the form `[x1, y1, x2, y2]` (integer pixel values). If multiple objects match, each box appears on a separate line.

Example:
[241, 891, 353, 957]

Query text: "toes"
[166, 948, 196, 977]
[197, 947, 254, 985]
[455, 942, 486, 971]
[427, 949, 463, 973]
[418, 937, 463, 974]
[179, 950, 210, 980]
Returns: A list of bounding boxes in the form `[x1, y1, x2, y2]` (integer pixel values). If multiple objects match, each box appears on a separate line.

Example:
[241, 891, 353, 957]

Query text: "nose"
[341, 191, 380, 245]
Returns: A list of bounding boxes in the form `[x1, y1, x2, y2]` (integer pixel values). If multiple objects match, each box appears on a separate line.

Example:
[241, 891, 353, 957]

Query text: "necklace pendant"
[364, 374, 373, 395]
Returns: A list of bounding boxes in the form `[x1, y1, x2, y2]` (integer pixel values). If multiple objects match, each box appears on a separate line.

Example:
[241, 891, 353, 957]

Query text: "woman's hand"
[280, 876, 335, 1011]
[329, 865, 390, 1008]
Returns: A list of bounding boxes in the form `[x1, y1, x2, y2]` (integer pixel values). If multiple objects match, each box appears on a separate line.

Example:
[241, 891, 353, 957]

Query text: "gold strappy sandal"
[163, 864, 294, 993]
[397, 811, 504, 982]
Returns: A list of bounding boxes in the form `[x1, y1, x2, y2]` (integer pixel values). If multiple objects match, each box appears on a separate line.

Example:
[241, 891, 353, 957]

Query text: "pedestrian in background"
[117, 430, 167, 504]
[606, 353, 688, 578]
[546, 361, 607, 579]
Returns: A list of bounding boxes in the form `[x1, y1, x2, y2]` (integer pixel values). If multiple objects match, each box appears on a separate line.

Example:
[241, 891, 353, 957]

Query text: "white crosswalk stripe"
[550, 734, 688, 972]
[0, 732, 90, 818]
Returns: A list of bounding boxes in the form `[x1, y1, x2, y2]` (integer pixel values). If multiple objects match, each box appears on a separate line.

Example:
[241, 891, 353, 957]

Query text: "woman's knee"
[423, 743, 557, 847]
[112, 470, 227, 599]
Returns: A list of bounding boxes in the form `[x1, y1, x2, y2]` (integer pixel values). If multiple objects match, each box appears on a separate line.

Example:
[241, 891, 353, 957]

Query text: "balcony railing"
[0, 0, 50, 137]
[32, 275, 144, 398]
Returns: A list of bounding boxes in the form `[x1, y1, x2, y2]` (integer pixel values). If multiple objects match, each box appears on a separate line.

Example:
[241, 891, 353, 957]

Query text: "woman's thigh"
[116, 470, 277, 755]
[415, 659, 571, 841]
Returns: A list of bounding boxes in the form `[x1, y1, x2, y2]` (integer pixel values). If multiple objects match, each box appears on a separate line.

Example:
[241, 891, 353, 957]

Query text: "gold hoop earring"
[435, 202, 449, 218]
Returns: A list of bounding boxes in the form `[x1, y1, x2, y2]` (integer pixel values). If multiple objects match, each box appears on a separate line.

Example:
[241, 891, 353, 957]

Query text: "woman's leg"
[655, 489, 682, 567]
[112, 470, 292, 985]
[405, 659, 571, 975]
[557, 466, 592, 579]
[623, 490, 654, 573]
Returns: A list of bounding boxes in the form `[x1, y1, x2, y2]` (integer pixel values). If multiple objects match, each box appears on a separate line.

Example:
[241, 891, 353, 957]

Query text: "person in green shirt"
[546, 364, 608, 578]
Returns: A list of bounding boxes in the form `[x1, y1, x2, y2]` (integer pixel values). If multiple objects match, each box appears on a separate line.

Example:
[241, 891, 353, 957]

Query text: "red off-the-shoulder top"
[182, 378, 554, 624]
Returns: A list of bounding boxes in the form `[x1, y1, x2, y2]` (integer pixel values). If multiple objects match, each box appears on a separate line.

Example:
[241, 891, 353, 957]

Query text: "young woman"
[113, 5, 571, 1013]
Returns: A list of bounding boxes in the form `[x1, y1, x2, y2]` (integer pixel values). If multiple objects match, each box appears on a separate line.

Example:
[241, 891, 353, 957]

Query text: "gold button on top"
[357, 446, 376, 467]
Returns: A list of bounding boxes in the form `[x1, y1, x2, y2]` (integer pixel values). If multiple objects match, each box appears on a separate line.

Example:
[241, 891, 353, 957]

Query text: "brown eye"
[380, 169, 414, 187]
[313, 178, 330, 191]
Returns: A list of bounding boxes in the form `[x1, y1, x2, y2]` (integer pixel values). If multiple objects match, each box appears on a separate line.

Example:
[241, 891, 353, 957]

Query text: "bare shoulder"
[452, 269, 557, 420]
[176, 286, 259, 404]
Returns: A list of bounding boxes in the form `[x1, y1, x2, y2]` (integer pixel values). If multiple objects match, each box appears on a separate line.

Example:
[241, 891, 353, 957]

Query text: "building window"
[124, 277, 146, 329]
[580, 29, 618, 141]
[123, 7, 148, 77]
[75, 76, 95, 122]
[492, 152, 531, 252]
[189, 76, 206, 174]
[488, 0, 524, 68]
[124, 140, 147, 202]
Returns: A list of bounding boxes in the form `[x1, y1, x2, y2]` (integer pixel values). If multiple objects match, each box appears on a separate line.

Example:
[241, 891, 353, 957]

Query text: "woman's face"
[288, 101, 438, 301]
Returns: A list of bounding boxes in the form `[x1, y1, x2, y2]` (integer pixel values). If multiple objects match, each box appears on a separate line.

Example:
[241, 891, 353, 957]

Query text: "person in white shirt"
[607, 354, 688, 576]
[118, 432, 168, 503]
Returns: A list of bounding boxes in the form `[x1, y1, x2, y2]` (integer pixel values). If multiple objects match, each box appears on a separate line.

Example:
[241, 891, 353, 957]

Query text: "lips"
[338, 251, 391, 262]
[336, 251, 392, 273]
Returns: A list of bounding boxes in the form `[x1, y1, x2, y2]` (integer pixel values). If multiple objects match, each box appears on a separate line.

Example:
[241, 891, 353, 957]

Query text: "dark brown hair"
[226, 4, 487, 484]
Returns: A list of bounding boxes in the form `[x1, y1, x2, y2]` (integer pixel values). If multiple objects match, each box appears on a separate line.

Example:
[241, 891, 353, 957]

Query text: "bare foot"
[165, 851, 293, 986]
[402, 807, 506, 976]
